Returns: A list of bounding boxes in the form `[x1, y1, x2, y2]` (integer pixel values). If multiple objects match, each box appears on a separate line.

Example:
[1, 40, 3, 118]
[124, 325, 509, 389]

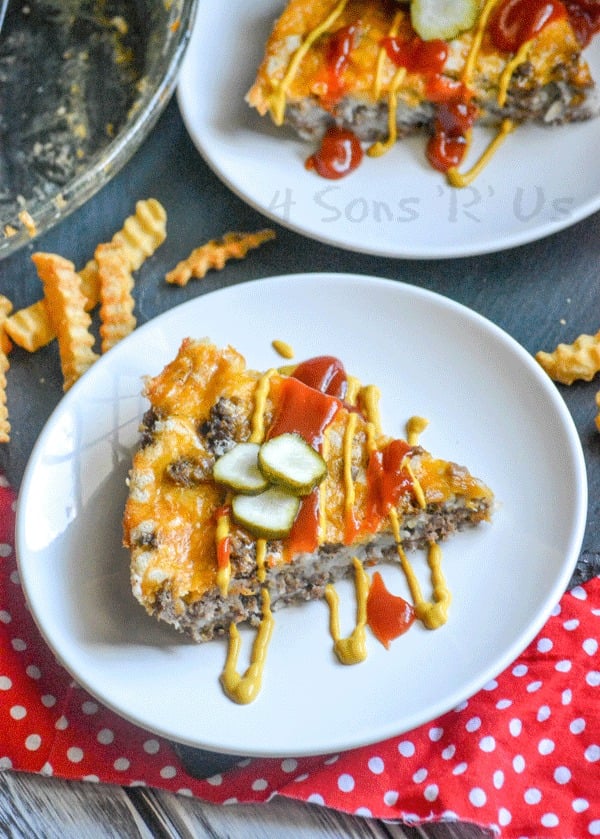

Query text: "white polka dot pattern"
[0, 479, 598, 837]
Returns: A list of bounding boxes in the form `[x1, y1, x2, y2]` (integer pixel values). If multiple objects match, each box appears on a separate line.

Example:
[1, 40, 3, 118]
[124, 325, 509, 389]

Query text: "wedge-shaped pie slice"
[123, 339, 494, 643]
[246, 0, 599, 183]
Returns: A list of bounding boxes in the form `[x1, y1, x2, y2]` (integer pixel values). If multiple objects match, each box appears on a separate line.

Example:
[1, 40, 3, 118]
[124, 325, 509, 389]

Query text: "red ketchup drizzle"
[267, 359, 347, 556]
[348, 438, 414, 543]
[489, 0, 568, 52]
[321, 23, 359, 106]
[305, 126, 364, 179]
[366, 571, 416, 648]
[563, 0, 600, 46]
[379, 439, 414, 510]
[292, 355, 348, 399]
[383, 35, 477, 173]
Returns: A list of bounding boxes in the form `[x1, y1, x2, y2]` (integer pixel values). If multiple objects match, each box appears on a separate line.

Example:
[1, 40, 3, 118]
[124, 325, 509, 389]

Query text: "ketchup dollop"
[383, 35, 448, 75]
[366, 571, 416, 648]
[489, 0, 568, 51]
[305, 125, 364, 179]
[426, 99, 479, 172]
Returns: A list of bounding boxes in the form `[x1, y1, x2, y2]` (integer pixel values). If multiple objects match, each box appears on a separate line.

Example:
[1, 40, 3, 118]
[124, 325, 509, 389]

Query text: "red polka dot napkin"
[1, 476, 598, 837]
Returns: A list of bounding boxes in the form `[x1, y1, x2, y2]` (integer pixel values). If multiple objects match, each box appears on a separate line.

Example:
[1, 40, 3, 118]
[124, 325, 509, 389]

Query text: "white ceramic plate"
[16, 274, 587, 757]
[177, 0, 600, 259]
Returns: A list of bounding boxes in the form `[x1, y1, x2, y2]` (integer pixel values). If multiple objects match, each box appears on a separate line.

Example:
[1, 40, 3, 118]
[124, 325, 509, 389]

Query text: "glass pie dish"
[0, 0, 198, 260]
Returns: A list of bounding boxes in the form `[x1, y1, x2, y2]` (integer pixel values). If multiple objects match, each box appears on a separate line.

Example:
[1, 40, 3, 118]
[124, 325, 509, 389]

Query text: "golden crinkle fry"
[97, 241, 137, 354]
[3, 299, 55, 353]
[535, 331, 600, 386]
[0, 295, 13, 443]
[31, 253, 99, 392]
[5, 199, 167, 353]
[165, 229, 275, 286]
[80, 196, 167, 306]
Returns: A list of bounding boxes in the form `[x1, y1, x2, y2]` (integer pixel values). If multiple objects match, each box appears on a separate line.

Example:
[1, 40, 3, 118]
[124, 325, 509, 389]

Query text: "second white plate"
[16, 274, 587, 756]
[177, 0, 600, 258]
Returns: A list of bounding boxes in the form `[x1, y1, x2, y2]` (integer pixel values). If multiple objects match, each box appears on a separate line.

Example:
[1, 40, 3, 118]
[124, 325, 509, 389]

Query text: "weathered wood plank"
[127, 786, 494, 839]
[0, 770, 494, 838]
[128, 788, 407, 838]
[0, 771, 153, 839]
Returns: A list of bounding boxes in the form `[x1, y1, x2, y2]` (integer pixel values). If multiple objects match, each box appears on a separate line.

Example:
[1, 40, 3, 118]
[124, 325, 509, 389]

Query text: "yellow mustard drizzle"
[406, 415, 429, 446]
[343, 411, 358, 526]
[388, 508, 451, 629]
[446, 118, 515, 187]
[325, 557, 369, 664]
[268, 0, 350, 124]
[272, 339, 294, 359]
[220, 588, 275, 704]
[345, 374, 361, 406]
[373, 10, 403, 99]
[402, 457, 426, 509]
[359, 384, 381, 434]
[256, 538, 267, 583]
[368, 67, 407, 158]
[250, 368, 276, 443]
[215, 508, 231, 596]
[461, 0, 501, 85]
[497, 40, 532, 106]
[448, 0, 530, 187]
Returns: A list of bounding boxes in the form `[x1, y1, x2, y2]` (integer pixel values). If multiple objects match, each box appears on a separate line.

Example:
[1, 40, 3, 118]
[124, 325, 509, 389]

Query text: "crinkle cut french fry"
[6, 199, 167, 352]
[165, 229, 276, 287]
[535, 331, 600, 385]
[79, 198, 167, 307]
[0, 294, 13, 355]
[0, 295, 12, 443]
[31, 253, 99, 391]
[4, 299, 55, 352]
[113, 197, 167, 271]
[96, 241, 137, 354]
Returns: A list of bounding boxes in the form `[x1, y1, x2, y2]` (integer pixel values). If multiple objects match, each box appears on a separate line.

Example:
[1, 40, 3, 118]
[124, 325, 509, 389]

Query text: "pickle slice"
[258, 432, 327, 496]
[231, 487, 301, 538]
[213, 442, 269, 494]
[410, 0, 478, 41]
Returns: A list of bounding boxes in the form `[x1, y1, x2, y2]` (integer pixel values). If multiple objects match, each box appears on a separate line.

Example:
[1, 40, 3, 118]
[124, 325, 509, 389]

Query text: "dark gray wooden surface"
[0, 95, 598, 837]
